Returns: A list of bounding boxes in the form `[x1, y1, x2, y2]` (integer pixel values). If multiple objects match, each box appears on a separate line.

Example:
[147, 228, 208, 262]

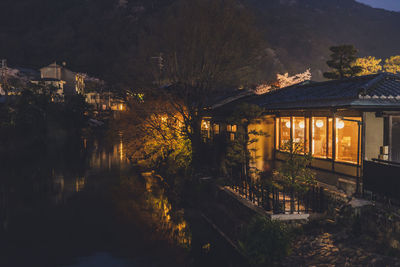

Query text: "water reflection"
[144, 175, 192, 248]
[0, 136, 244, 267]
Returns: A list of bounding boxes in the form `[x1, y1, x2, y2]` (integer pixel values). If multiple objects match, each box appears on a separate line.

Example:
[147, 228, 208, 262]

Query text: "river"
[0, 136, 245, 267]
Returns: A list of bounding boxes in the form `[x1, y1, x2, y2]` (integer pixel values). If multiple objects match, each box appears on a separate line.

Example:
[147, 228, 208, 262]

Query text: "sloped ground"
[283, 204, 400, 266]
[283, 223, 400, 266]
[198, 183, 400, 266]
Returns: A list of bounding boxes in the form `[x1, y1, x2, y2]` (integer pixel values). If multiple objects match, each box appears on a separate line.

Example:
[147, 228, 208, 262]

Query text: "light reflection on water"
[0, 137, 244, 267]
[144, 175, 192, 248]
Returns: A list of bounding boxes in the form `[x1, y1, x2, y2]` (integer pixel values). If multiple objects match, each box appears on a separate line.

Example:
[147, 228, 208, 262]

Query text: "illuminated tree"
[118, 96, 192, 177]
[225, 103, 267, 181]
[384, 55, 400, 74]
[254, 69, 311, 95]
[352, 56, 382, 76]
[134, 0, 266, 172]
[323, 45, 362, 80]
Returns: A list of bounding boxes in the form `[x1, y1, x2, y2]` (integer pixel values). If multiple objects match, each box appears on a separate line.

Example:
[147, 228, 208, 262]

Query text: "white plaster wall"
[364, 112, 384, 161]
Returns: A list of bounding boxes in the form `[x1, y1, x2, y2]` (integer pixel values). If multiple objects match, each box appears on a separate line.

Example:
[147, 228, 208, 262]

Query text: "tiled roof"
[251, 73, 400, 110]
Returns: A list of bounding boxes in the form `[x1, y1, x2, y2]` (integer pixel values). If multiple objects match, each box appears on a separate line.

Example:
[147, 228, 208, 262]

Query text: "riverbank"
[0, 136, 248, 267]
[191, 179, 400, 266]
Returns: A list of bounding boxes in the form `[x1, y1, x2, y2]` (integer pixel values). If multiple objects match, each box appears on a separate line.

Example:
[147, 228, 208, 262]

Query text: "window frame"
[275, 115, 362, 166]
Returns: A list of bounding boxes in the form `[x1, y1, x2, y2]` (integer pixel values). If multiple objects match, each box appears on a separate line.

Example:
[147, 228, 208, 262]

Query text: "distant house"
[32, 62, 85, 96]
[208, 73, 400, 199]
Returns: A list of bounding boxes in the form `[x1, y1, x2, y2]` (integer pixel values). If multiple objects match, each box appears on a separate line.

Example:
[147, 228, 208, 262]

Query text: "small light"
[299, 121, 305, 129]
[285, 121, 291, 128]
[336, 119, 344, 129]
[316, 120, 324, 128]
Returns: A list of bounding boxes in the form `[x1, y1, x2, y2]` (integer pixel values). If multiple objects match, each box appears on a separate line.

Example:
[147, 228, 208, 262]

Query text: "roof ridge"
[266, 74, 381, 94]
[357, 73, 386, 97]
[359, 73, 400, 97]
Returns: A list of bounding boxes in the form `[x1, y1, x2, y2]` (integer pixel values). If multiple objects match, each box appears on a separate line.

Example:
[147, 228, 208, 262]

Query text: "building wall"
[61, 68, 77, 95]
[248, 115, 275, 176]
[364, 112, 384, 161]
[41, 66, 61, 80]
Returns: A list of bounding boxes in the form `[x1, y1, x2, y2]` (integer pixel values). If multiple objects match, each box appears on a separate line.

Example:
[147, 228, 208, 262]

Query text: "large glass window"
[305, 118, 310, 153]
[276, 115, 361, 165]
[335, 117, 361, 164]
[312, 117, 327, 158]
[293, 117, 306, 153]
[280, 117, 291, 150]
[276, 118, 280, 149]
[328, 118, 333, 159]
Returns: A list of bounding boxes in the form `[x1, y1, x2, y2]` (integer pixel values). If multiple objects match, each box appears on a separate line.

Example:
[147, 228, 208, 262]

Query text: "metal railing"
[229, 180, 326, 214]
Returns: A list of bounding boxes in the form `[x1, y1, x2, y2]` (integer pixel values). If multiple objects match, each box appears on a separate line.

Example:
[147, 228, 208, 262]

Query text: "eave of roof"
[251, 73, 400, 110]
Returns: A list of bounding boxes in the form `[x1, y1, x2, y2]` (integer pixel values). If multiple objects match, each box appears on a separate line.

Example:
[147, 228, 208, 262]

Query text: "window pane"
[293, 117, 305, 153]
[312, 117, 327, 158]
[276, 118, 280, 149]
[336, 117, 361, 164]
[280, 117, 291, 150]
[305, 118, 310, 153]
[328, 118, 333, 159]
[213, 124, 220, 135]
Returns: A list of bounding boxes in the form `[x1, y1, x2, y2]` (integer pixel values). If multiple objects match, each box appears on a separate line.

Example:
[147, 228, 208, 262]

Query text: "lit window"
[293, 117, 306, 153]
[305, 118, 310, 153]
[213, 124, 220, 135]
[276, 118, 280, 149]
[201, 120, 211, 139]
[226, 124, 237, 141]
[312, 117, 327, 158]
[328, 118, 333, 159]
[335, 117, 361, 164]
[280, 117, 291, 150]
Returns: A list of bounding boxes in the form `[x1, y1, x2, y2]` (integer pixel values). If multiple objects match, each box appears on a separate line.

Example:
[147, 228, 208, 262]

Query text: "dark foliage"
[239, 215, 291, 266]
[1, 0, 400, 86]
[323, 45, 362, 79]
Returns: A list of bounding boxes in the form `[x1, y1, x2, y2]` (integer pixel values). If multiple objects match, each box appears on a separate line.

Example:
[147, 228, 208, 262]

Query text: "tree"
[134, 0, 267, 173]
[254, 69, 312, 95]
[273, 140, 316, 191]
[225, 103, 267, 180]
[323, 45, 362, 80]
[118, 95, 192, 178]
[384, 55, 400, 74]
[352, 56, 382, 76]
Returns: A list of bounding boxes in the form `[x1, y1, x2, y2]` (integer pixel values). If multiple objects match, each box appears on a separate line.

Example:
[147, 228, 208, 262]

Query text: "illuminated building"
[208, 73, 400, 198]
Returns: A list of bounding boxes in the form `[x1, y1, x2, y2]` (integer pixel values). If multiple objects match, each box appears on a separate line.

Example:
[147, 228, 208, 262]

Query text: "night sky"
[356, 0, 400, 11]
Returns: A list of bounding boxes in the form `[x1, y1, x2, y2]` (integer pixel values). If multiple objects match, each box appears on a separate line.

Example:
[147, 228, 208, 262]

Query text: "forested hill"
[245, 0, 400, 80]
[0, 0, 399, 85]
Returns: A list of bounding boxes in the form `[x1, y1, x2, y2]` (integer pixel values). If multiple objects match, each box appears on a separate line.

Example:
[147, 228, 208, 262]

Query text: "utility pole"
[1, 59, 8, 97]
[151, 53, 164, 71]
[151, 53, 164, 85]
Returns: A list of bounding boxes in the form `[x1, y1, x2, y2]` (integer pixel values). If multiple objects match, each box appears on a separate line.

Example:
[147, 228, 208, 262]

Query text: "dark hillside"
[0, 0, 399, 84]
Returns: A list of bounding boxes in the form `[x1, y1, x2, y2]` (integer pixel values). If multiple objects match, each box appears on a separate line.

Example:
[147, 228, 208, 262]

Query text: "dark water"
[0, 137, 244, 267]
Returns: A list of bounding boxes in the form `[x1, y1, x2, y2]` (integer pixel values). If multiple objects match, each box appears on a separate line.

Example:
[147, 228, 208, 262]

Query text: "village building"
[207, 73, 400, 198]
[31, 62, 85, 97]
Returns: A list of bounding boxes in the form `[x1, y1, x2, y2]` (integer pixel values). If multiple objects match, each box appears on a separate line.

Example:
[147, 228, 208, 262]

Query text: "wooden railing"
[229, 180, 326, 214]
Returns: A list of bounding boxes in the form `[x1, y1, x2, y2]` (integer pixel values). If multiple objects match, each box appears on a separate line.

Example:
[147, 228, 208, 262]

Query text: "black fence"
[229, 180, 326, 214]
[364, 160, 400, 202]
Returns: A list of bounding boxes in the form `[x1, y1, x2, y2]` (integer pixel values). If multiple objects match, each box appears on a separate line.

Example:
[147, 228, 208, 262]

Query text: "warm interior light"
[336, 119, 344, 129]
[316, 120, 324, 128]
[285, 121, 291, 128]
[299, 121, 305, 129]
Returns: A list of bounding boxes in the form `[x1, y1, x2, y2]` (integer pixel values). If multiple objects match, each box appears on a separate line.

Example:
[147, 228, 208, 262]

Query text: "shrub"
[239, 216, 291, 266]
